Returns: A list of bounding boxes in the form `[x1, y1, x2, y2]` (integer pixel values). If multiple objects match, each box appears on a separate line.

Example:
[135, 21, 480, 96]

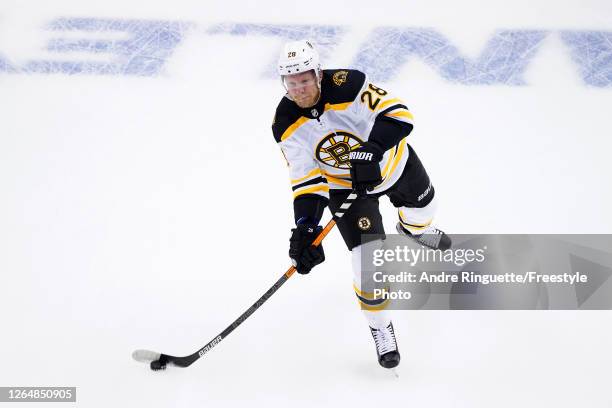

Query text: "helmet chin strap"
[313, 69, 323, 104]
[303, 69, 323, 107]
[311, 91, 321, 107]
[315, 68, 322, 87]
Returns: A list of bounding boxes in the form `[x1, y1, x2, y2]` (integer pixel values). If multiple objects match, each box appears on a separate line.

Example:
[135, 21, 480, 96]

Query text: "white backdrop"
[1, 1, 611, 407]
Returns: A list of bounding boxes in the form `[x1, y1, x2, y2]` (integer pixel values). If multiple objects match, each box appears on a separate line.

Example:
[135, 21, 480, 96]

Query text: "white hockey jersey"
[272, 69, 414, 201]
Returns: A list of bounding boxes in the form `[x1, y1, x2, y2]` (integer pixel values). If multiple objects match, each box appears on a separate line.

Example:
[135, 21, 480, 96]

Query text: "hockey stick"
[132, 189, 360, 370]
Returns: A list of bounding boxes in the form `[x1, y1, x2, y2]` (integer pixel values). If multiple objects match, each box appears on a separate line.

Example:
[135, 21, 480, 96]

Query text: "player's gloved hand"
[289, 223, 325, 274]
[349, 142, 384, 193]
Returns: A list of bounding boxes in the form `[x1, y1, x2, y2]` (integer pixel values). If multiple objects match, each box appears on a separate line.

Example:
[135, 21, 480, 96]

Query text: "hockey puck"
[150, 360, 166, 371]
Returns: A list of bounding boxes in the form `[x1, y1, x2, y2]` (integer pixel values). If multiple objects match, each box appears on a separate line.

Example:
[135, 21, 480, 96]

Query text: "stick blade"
[132, 349, 161, 363]
[390, 368, 399, 378]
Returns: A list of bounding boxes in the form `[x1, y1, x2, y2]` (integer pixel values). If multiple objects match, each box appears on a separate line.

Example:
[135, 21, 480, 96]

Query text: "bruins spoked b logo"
[315, 131, 363, 169]
[332, 70, 348, 86]
[357, 217, 372, 231]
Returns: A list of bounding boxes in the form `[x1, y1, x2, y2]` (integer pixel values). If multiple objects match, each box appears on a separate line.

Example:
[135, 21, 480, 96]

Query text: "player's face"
[283, 71, 320, 108]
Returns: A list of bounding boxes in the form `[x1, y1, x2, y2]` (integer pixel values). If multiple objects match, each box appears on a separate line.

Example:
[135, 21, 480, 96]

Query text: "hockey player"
[272, 40, 450, 370]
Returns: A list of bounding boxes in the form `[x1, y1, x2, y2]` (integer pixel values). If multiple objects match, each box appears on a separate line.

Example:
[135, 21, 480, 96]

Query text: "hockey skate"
[370, 322, 400, 369]
[396, 222, 452, 250]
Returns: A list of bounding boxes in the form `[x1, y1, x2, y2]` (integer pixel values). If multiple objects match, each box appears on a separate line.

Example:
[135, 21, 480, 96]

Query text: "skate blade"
[390, 368, 399, 378]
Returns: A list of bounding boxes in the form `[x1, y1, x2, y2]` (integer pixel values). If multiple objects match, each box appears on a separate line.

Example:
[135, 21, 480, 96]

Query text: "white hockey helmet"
[277, 40, 322, 79]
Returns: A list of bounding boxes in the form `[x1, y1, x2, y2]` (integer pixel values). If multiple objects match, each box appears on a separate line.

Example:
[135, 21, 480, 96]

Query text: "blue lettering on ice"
[206, 23, 346, 78]
[351, 28, 549, 85]
[22, 17, 190, 75]
[560, 31, 612, 87]
[0, 18, 611, 88]
[0, 53, 17, 73]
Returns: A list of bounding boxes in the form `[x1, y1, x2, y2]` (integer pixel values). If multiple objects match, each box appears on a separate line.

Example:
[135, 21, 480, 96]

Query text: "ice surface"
[1, 1, 612, 407]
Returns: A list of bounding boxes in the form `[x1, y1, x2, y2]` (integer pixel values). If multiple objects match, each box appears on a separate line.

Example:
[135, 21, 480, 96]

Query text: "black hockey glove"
[349, 142, 384, 193]
[289, 224, 325, 274]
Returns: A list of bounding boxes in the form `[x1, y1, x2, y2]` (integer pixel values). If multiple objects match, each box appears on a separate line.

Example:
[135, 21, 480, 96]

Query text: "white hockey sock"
[352, 243, 392, 330]
[398, 195, 438, 234]
[363, 309, 392, 330]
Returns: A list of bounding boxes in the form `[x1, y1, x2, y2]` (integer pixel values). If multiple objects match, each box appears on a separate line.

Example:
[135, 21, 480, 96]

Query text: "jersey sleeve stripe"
[379, 146, 397, 180]
[378, 140, 406, 185]
[384, 110, 414, 121]
[378, 104, 409, 116]
[281, 116, 309, 141]
[376, 98, 403, 111]
[386, 140, 407, 178]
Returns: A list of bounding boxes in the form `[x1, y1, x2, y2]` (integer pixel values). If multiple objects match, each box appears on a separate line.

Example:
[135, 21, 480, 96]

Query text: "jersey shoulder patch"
[321, 69, 366, 105]
[272, 96, 305, 143]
